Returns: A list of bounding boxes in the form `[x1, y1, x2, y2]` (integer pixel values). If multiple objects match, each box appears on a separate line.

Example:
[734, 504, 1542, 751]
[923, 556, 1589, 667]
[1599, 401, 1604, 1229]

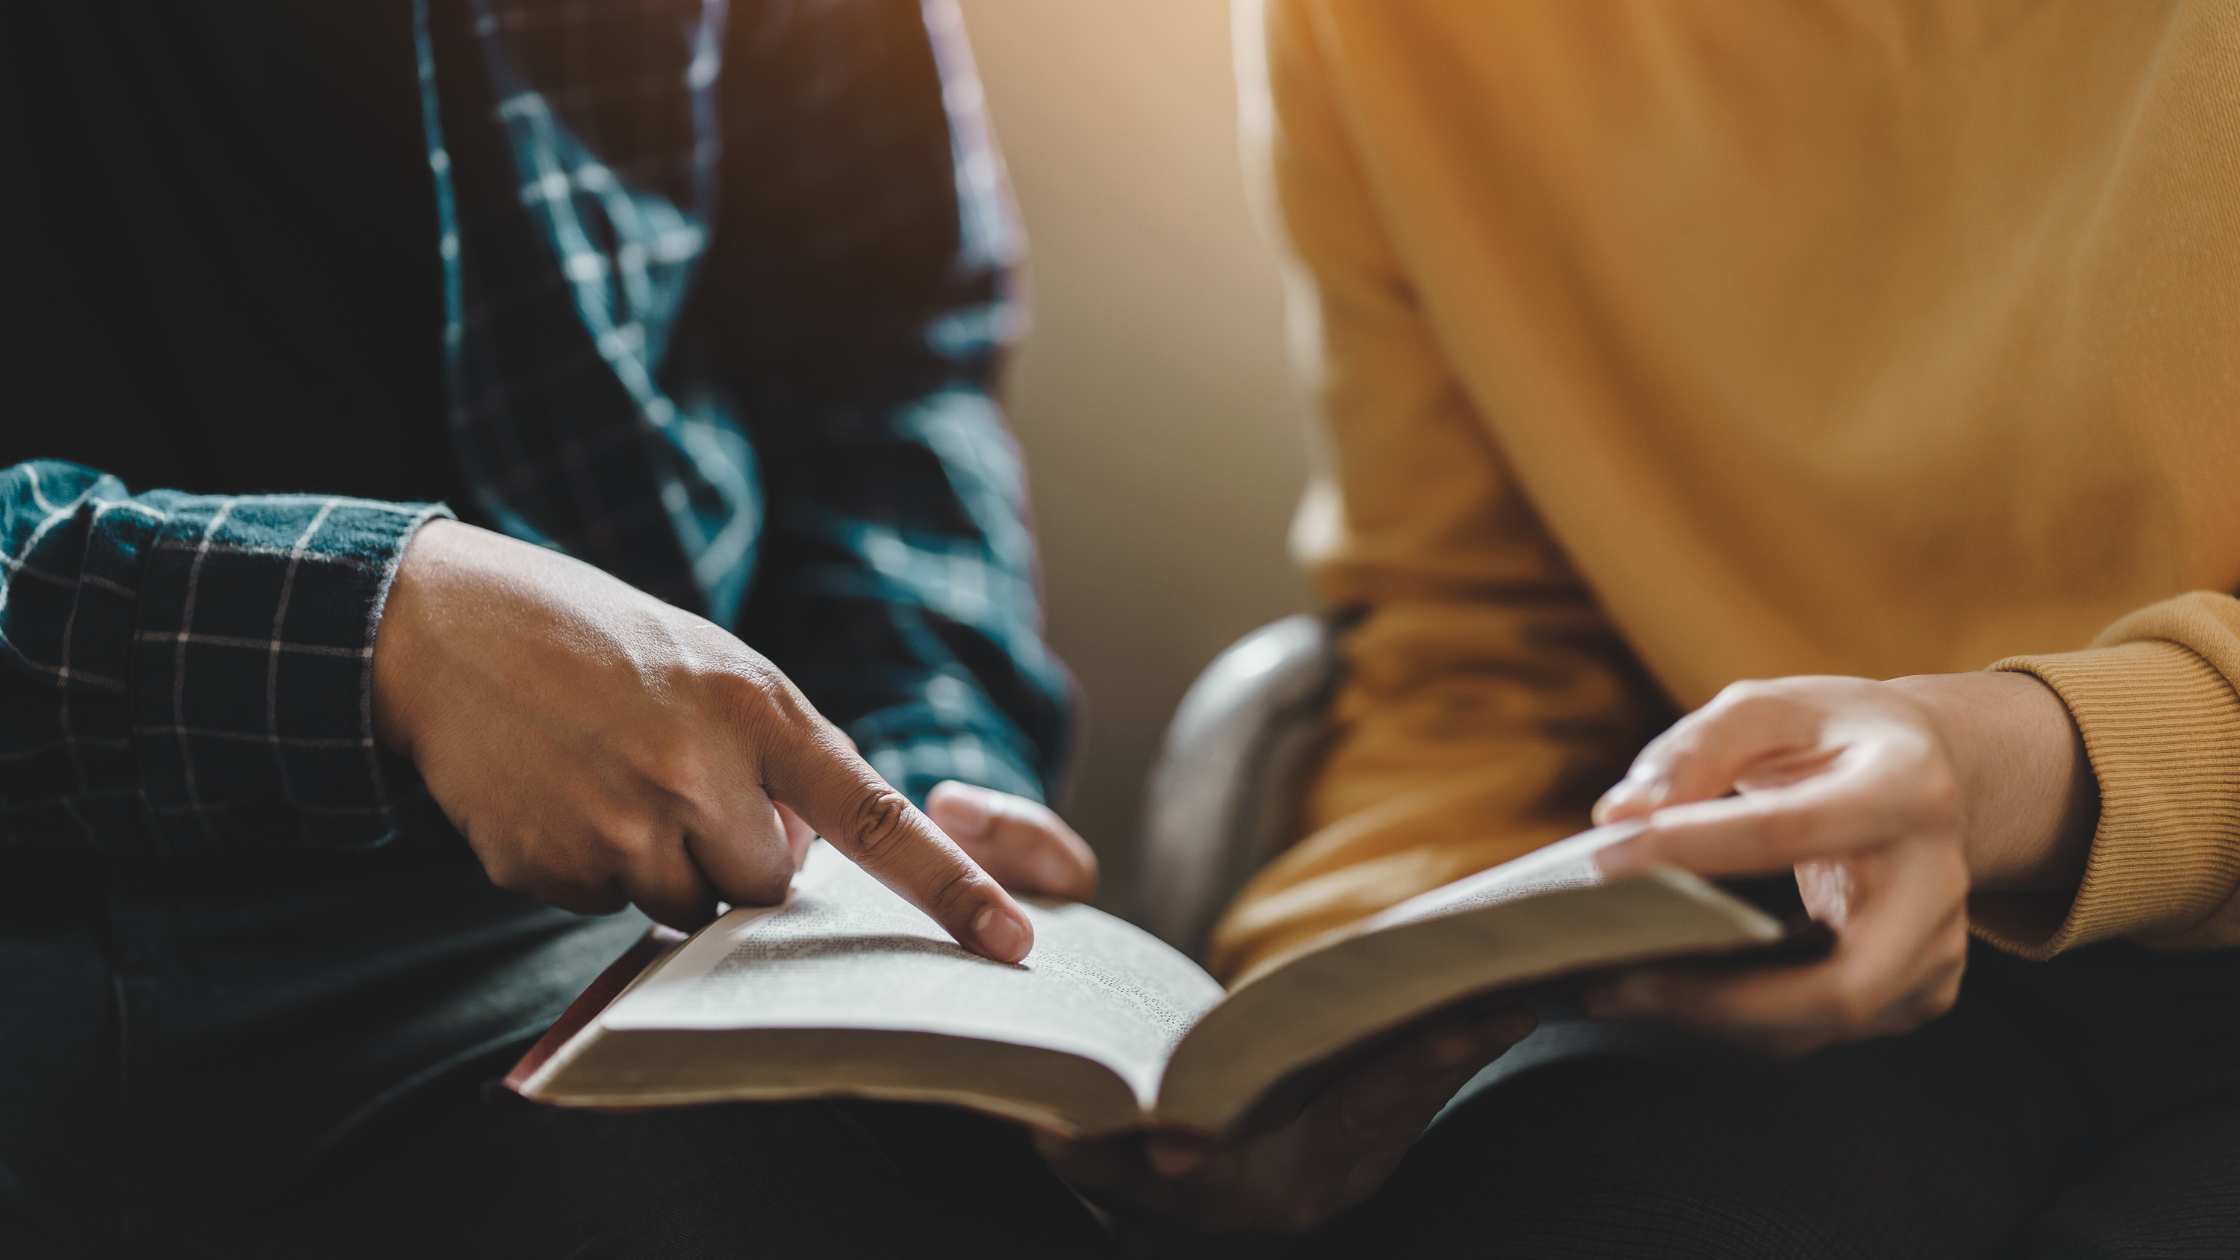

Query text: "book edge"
[504, 923, 691, 1099]
[1156, 871, 1788, 1134]
[1641, 865, 1787, 942]
[1225, 823, 1648, 992]
[523, 1069, 1123, 1137]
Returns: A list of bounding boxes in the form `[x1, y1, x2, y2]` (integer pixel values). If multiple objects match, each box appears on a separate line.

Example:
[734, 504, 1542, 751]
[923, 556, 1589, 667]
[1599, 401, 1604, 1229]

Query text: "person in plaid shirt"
[0, 0, 1110, 1253]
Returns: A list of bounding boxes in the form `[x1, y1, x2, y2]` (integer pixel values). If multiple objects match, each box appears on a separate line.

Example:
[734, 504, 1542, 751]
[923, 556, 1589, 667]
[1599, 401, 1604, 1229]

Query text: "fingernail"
[1590, 790, 1627, 826]
[1038, 854, 1072, 889]
[938, 782, 994, 839]
[972, 904, 1033, 962]
[1594, 839, 1644, 878]
[1595, 774, 1661, 822]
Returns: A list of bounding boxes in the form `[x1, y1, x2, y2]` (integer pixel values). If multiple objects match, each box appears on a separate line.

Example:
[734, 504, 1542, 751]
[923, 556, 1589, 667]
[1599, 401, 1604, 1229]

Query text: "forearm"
[0, 460, 446, 851]
[1888, 671, 2098, 892]
[1582, 629, 2239, 1054]
[1979, 592, 2240, 954]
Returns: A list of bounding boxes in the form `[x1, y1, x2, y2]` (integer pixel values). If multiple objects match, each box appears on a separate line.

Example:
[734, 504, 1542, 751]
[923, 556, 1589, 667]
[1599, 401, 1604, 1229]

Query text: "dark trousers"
[211, 1093, 1114, 1260]
[1286, 936, 2240, 1260]
[230, 942, 2240, 1259]
[12, 839, 2240, 1257]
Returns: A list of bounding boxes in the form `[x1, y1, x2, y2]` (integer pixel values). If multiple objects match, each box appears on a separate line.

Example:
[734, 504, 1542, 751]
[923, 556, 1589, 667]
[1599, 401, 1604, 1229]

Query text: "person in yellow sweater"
[1048, 1, 2240, 1251]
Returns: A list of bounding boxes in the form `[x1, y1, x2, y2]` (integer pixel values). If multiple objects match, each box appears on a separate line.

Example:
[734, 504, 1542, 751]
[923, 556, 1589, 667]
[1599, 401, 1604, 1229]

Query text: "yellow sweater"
[1210, 0, 2240, 982]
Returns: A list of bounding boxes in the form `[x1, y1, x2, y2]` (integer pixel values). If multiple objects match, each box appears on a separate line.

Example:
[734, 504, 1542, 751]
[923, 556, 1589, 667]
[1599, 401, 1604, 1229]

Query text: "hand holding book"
[1585, 672, 2094, 1057]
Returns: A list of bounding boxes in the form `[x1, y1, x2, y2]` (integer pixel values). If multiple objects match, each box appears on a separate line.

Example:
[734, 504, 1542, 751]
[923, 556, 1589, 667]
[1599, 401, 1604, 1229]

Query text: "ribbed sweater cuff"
[1980, 639, 2240, 958]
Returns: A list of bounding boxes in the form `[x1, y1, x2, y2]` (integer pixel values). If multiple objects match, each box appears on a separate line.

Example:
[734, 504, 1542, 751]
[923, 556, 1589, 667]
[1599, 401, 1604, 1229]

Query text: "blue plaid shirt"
[0, 0, 1071, 853]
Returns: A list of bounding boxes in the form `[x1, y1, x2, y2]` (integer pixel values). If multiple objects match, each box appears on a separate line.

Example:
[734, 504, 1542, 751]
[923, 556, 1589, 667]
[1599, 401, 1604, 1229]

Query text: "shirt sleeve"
[693, 0, 1071, 806]
[1977, 592, 2240, 957]
[0, 460, 448, 852]
[1206, 0, 1671, 982]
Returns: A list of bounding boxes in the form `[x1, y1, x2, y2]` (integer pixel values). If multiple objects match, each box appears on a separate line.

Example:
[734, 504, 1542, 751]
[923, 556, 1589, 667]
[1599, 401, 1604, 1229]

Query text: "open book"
[509, 824, 1789, 1138]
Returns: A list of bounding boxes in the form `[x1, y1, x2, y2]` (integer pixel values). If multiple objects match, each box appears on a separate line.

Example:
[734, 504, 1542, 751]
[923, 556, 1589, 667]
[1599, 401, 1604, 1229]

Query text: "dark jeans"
[1, 840, 654, 1257]
[235, 942, 2240, 1259]
[1281, 936, 2240, 1259]
[10, 838, 2240, 1258]
[217, 1092, 1114, 1260]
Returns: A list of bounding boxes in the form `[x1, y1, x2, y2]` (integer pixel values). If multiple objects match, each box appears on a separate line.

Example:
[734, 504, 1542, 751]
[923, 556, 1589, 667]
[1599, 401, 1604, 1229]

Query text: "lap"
[24, 853, 2235, 1260]
[2, 841, 1114, 1260]
[1313, 1016, 2073, 1258]
[2024, 1092, 2240, 1260]
[1294, 939, 2240, 1260]
[217, 1083, 1116, 1260]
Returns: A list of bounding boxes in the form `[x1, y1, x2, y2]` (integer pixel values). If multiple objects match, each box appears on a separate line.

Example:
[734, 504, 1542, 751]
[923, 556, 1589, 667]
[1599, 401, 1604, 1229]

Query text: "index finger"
[762, 722, 1034, 963]
[1594, 684, 1825, 825]
[1597, 736, 1939, 880]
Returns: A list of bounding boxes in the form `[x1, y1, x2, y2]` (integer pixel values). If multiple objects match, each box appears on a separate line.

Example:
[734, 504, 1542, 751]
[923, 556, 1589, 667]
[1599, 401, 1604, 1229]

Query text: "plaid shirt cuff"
[2, 462, 450, 853]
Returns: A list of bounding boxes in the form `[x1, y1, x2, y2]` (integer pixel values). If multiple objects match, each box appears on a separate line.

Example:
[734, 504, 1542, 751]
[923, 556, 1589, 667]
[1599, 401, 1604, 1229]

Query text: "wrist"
[371, 517, 467, 756]
[1887, 671, 2097, 892]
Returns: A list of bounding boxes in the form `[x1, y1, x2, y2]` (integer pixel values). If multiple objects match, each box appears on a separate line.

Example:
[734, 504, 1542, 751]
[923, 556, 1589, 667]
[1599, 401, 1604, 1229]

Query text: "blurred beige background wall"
[955, 0, 1310, 899]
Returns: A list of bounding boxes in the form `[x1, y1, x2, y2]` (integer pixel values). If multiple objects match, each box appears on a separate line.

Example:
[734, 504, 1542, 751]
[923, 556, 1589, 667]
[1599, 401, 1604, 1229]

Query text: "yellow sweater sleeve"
[1204, 0, 1670, 983]
[1981, 592, 2240, 957]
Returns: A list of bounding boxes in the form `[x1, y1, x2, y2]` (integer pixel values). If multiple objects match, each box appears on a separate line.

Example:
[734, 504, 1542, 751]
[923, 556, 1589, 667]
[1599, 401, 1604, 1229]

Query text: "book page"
[1156, 821, 1781, 1135]
[600, 843, 1225, 1108]
[1366, 821, 1644, 928]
